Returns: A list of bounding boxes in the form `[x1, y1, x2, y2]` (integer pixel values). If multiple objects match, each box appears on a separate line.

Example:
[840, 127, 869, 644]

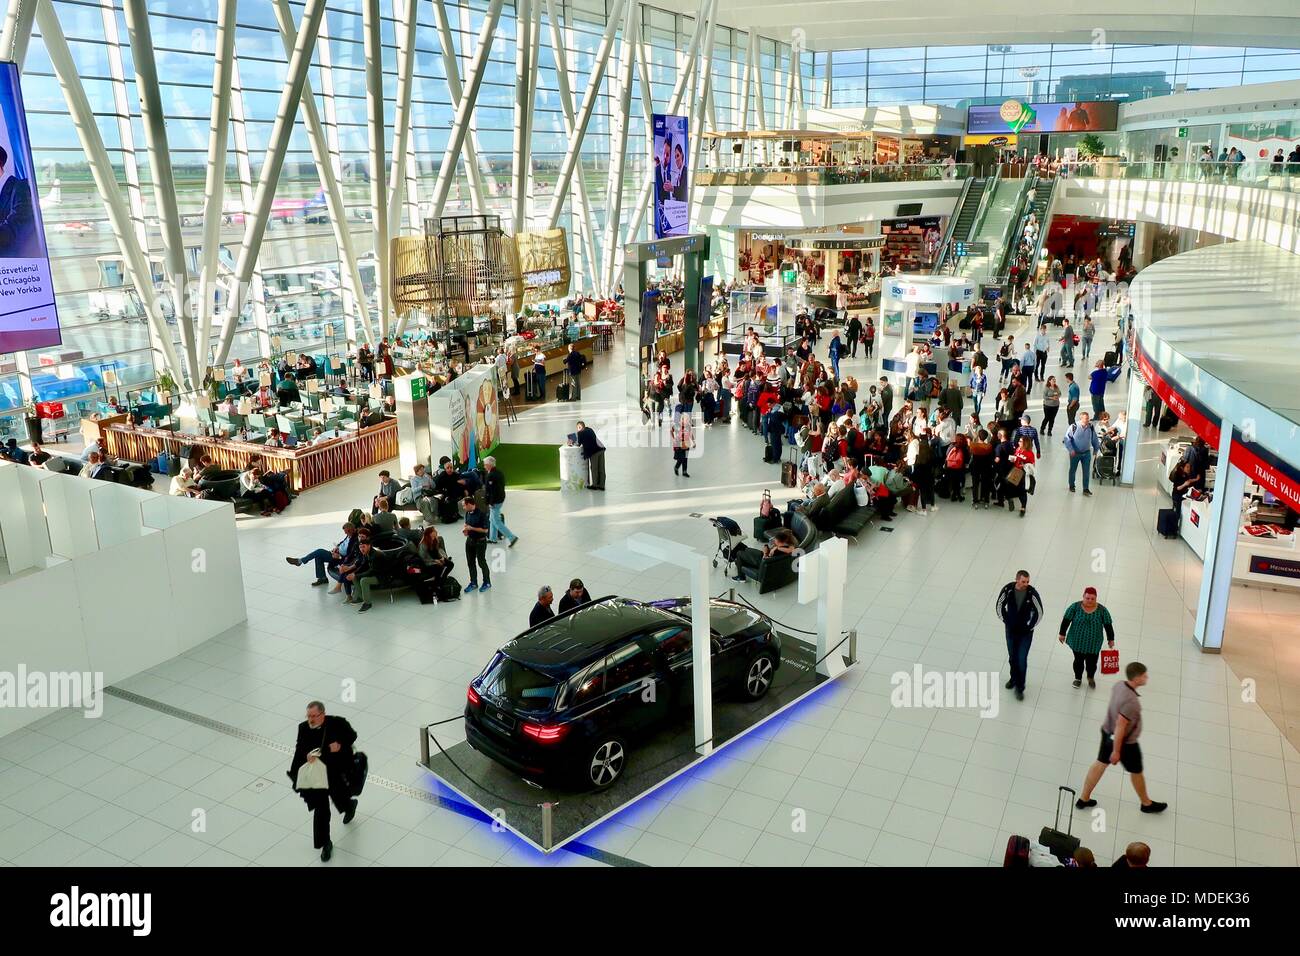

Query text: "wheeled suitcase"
[555, 382, 571, 402]
[1038, 786, 1082, 862]
[781, 460, 798, 488]
[1103, 349, 1119, 368]
[1158, 406, 1179, 431]
[1157, 507, 1180, 538]
[525, 371, 543, 402]
[1003, 834, 1031, 868]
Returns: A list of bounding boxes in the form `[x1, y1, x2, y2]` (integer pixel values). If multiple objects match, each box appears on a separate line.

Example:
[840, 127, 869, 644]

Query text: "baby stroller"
[1092, 439, 1120, 485]
[710, 516, 745, 574]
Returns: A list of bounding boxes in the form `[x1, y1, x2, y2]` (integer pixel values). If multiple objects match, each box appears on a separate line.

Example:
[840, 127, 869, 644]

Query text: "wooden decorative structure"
[515, 228, 572, 304]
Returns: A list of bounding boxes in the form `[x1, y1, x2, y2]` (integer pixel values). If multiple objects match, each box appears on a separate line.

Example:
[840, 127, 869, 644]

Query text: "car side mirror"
[710, 638, 722, 655]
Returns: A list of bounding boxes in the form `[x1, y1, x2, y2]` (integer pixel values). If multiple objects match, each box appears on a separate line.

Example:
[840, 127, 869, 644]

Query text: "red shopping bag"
[1100, 648, 1119, 675]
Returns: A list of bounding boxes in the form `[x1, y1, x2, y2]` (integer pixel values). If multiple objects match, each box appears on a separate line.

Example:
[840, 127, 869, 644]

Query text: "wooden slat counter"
[103, 419, 398, 492]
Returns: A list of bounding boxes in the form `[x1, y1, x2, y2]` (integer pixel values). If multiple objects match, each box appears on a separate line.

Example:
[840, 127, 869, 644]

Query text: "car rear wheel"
[584, 737, 626, 790]
[742, 652, 777, 700]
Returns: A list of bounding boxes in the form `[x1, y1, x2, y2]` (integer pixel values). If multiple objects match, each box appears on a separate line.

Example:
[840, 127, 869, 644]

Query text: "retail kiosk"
[877, 274, 975, 384]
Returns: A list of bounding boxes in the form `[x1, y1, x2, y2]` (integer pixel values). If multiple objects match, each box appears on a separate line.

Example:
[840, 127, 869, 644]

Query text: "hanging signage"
[966, 99, 1119, 134]
[0, 61, 62, 353]
[515, 228, 571, 304]
[652, 114, 689, 239]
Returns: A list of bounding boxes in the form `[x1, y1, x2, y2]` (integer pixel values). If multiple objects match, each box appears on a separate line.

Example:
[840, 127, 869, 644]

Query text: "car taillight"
[467, 685, 481, 706]
[520, 721, 568, 744]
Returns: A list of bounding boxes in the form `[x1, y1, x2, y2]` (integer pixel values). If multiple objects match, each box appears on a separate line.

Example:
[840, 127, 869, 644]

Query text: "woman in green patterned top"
[1057, 586, 1115, 689]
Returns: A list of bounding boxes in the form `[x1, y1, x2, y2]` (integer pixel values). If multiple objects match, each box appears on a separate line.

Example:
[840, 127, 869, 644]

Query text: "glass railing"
[696, 162, 972, 187]
[1058, 159, 1300, 191]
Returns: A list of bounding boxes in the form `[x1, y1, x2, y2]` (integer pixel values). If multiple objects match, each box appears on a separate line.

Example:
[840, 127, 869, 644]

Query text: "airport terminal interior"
[1, 0, 1299, 871]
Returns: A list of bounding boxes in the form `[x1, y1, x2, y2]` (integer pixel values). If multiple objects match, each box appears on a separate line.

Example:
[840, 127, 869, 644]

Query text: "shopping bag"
[295, 751, 329, 790]
[1100, 648, 1119, 675]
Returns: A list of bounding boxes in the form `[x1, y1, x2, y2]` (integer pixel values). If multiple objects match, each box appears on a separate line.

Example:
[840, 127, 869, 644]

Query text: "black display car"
[464, 596, 782, 790]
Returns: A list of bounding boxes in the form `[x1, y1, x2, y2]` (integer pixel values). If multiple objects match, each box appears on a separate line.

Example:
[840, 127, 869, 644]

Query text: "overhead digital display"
[966, 99, 1119, 134]
[652, 113, 689, 239]
[0, 61, 62, 353]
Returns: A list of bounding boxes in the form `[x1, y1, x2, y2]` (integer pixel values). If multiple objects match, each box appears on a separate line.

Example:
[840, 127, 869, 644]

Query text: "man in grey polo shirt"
[1074, 661, 1168, 814]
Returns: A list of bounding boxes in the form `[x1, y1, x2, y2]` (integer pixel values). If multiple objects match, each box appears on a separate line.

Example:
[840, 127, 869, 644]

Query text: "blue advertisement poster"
[0, 61, 60, 352]
[652, 113, 688, 238]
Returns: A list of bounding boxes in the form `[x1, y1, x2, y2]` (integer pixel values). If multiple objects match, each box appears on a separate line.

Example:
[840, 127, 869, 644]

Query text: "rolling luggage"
[1003, 834, 1031, 868]
[1103, 349, 1119, 368]
[349, 750, 369, 796]
[781, 459, 798, 488]
[1157, 507, 1180, 538]
[525, 371, 543, 402]
[1158, 406, 1179, 431]
[1039, 786, 1082, 862]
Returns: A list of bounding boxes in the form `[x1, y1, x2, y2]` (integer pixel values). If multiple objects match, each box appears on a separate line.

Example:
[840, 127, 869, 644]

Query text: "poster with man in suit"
[0, 61, 61, 353]
[652, 113, 688, 238]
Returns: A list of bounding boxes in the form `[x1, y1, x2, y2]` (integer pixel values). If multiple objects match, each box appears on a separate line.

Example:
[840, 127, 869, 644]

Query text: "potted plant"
[157, 370, 177, 406]
[1078, 134, 1118, 177]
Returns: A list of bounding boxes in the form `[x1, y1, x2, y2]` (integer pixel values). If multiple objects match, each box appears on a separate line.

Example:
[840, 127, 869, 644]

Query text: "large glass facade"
[2, 0, 800, 433]
[813, 43, 1300, 108]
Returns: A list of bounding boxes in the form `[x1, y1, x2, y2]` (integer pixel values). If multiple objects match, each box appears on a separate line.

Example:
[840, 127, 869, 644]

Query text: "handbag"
[295, 750, 329, 790]
[1006, 465, 1025, 486]
[1100, 647, 1120, 675]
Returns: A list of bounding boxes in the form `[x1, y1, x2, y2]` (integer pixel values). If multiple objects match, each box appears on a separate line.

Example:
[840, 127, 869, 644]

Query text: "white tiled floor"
[2, 308, 1299, 868]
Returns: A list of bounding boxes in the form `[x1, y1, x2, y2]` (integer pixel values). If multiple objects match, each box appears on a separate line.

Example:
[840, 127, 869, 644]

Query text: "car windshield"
[481, 653, 559, 713]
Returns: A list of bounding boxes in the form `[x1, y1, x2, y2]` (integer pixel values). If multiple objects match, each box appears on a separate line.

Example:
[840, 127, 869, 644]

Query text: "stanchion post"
[540, 801, 554, 851]
[847, 628, 858, 665]
[419, 724, 430, 766]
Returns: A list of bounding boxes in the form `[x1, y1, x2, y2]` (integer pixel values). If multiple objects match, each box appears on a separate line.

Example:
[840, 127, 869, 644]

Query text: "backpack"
[915, 440, 933, 467]
[946, 445, 965, 470]
[437, 576, 462, 601]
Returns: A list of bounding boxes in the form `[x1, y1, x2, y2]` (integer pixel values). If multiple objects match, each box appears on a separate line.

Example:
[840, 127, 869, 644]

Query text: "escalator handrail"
[932, 175, 977, 274]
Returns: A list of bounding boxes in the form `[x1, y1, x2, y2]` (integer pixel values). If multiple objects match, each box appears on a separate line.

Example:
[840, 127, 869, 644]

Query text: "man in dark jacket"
[482, 456, 518, 546]
[530, 585, 556, 627]
[287, 701, 359, 861]
[0, 147, 38, 258]
[845, 314, 863, 358]
[558, 578, 593, 613]
[995, 570, 1044, 700]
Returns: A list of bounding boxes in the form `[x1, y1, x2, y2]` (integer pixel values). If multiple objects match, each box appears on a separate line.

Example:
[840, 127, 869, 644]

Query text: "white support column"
[195, 0, 237, 378]
[626, 534, 714, 756]
[363, 0, 390, 337]
[123, 0, 198, 390]
[1121, 374, 1143, 486]
[752, 33, 768, 164]
[431, 0, 506, 220]
[543, 0, 628, 230]
[822, 50, 832, 108]
[600, 1, 636, 294]
[737, 30, 752, 133]
[36, 0, 184, 382]
[387, 0, 418, 234]
[1, 0, 37, 67]
[216, 0, 328, 364]
[268, 0, 374, 349]
[524, 0, 541, 223]
[544, 0, 600, 290]
[433, 0, 488, 216]
[1193, 422, 1242, 652]
[621, 5, 705, 245]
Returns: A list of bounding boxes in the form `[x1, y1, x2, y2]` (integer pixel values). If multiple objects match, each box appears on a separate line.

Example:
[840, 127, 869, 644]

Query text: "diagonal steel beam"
[386, 0, 418, 233]
[511, 0, 533, 232]
[431, 0, 488, 215]
[600, 0, 636, 293]
[543, 0, 599, 286]
[687, 0, 718, 217]
[363, 0, 390, 337]
[195, 0, 237, 378]
[123, 0, 199, 389]
[543, 0, 627, 230]
[431, 0, 506, 220]
[216, 0, 327, 364]
[35, 0, 184, 381]
[0, 0, 37, 67]
[264, 0, 374, 349]
[622, 0, 706, 246]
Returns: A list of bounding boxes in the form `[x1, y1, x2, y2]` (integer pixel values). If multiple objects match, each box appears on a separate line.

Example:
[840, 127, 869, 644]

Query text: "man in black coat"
[557, 578, 593, 614]
[0, 147, 38, 259]
[287, 700, 359, 861]
[995, 570, 1044, 700]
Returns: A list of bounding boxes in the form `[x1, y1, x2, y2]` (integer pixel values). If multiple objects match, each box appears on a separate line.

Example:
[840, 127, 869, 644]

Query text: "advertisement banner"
[0, 61, 61, 353]
[696, 276, 714, 330]
[966, 99, 1119, 134]
[652, 114, 689, 238]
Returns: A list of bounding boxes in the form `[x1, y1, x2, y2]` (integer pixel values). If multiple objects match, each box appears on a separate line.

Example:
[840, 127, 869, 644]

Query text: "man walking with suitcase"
[287, 700, 360, 862]
[1075, 661, 1168, 815]
[995, 570, 1044, 700]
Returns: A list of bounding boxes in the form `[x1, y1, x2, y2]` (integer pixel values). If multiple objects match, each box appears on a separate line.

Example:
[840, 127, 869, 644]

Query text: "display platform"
[419, 634, 855, 853]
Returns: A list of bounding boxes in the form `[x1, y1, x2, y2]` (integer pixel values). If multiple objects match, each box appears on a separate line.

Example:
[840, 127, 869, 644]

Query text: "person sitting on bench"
[730, 528, 800, 582]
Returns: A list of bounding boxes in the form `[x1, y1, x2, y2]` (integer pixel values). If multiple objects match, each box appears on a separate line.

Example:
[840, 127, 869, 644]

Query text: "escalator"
[953, 175, 1030, 282]
[990, 173, 1058, 303]
[931, 176, 988, 274]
